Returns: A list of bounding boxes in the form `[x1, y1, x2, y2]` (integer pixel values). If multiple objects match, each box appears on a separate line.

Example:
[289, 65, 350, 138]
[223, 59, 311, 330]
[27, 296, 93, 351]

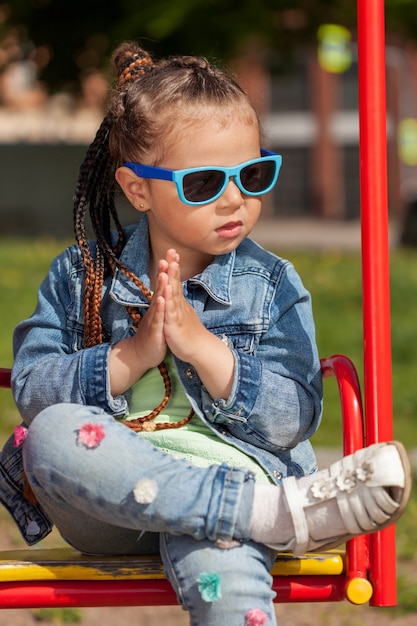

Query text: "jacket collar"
[110, 215, 234, 307]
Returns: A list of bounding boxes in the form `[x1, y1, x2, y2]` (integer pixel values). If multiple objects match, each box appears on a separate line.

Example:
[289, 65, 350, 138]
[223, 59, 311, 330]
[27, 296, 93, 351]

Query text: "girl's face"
[120, 111, 264, 279]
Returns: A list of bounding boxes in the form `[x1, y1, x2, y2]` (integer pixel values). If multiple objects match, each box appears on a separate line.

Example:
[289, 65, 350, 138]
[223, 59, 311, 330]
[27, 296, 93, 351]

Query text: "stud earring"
[139, 203, 145, 208]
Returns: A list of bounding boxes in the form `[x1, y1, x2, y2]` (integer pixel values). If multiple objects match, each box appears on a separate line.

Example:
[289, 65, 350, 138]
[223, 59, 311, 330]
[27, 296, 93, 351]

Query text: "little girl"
[4, 42, 410, 626]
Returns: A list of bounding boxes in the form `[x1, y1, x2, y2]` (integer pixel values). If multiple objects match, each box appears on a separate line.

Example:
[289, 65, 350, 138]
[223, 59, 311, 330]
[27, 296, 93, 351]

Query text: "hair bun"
[119, 53, 154, 85]
[112, 43, 154, 86]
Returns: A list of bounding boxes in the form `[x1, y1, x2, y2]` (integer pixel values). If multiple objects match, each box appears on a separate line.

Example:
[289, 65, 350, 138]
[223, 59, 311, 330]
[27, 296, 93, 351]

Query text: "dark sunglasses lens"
[183, 170, 225, 202]
[240, 161, 276, 193]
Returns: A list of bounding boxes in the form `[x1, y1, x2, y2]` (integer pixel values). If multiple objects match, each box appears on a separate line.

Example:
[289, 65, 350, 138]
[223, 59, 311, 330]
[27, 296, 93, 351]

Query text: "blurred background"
[2, 6, 417, 622]
[2, 0, 417, 239]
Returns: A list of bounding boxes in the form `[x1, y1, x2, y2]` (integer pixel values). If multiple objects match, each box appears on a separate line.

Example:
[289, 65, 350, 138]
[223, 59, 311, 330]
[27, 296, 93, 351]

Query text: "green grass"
[1, 239, 417, 448]
[286, 249, 417, 448]
[0, 237, 72, 435]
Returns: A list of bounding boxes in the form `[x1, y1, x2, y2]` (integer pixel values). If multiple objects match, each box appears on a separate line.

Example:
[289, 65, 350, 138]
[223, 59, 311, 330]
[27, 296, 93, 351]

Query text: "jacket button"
[273, 470, 282, 480]
[185, 367, 194, 379]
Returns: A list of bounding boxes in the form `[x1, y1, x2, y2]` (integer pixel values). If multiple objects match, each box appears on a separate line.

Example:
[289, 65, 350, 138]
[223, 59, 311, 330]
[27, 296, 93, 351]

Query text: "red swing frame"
[0, 0, 397, 610]
[357, 0, 395, 608]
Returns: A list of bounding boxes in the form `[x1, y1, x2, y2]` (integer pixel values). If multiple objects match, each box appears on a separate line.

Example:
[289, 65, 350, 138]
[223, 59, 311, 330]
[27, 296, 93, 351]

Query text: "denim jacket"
[4, 216, 322, 543]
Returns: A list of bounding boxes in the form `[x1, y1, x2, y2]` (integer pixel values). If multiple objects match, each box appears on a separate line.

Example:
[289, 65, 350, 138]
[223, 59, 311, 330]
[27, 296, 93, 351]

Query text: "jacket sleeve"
[201, 262, 323, 453]
[11, 247, 127, 424]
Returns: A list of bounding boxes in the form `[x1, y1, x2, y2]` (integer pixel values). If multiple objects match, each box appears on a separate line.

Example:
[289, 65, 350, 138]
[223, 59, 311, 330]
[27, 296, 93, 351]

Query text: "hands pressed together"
[109, 249, 235, 402]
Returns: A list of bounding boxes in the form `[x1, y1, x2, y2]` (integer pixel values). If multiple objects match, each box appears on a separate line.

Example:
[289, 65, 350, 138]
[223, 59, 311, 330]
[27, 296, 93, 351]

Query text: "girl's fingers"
[153, 268, 168, 300]
[165, 261, 181, 299]
[166, 248, 179, 264]
[168, 260, 180, 281]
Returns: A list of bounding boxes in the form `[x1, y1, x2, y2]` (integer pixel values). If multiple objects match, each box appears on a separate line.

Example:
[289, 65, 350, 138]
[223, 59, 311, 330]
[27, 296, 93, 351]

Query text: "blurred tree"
[3, 0, 122, 93]
[386, 0, 417, 42]
[2, 0, 417, 93]
[0, 0, 357, 92]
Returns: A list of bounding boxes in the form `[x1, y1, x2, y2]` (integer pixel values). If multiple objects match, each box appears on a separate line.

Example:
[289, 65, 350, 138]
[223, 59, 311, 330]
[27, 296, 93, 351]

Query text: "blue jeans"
[23, 404, 277, 625]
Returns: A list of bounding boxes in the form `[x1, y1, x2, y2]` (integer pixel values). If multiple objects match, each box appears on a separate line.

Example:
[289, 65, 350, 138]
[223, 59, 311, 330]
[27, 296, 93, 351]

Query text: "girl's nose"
[218, 178, 243, 207]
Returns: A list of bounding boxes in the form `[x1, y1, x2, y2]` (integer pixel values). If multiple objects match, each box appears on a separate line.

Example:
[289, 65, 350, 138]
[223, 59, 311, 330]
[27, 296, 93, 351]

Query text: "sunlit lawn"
[288, 248, 417, 448]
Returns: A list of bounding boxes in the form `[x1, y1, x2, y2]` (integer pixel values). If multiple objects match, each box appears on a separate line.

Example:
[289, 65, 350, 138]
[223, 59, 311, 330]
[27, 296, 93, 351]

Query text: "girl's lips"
[216, 221, 243, 239]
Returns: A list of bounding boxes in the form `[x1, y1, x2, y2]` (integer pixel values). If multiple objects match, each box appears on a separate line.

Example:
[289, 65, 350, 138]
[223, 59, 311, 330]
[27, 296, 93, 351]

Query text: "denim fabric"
[4, 214, 323, 550]
[0, 429, 52, 544]
[23, 404, 276, 624]
[23, 404, 254, 545]
[161, 534, 277, 626]
[12, 215, 323, 484]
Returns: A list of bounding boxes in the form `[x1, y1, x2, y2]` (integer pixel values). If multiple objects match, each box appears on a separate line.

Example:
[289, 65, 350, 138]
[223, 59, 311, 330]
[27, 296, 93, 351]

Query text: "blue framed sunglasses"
[123, 148, 282, 206]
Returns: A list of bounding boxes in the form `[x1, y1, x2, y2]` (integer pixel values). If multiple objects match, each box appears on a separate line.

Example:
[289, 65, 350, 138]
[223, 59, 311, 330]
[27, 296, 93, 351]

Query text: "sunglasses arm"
[123, 163, 174, 181]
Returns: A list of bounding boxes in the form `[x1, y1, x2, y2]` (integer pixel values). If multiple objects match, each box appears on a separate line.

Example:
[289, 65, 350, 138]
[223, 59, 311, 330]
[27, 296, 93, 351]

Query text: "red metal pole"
[356, 0, 396, 606]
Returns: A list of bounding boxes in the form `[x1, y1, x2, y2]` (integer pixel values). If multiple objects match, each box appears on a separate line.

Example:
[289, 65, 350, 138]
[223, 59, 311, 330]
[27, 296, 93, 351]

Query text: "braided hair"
[73, 41, 255, 431]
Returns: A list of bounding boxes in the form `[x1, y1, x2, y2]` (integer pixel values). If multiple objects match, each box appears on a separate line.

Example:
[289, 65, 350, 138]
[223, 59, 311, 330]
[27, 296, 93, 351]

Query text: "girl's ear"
[115, 167, 148, 213]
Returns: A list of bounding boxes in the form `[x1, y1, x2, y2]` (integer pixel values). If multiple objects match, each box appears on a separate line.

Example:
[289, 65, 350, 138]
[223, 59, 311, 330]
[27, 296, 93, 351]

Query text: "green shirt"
[126, 354, 271, 483]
